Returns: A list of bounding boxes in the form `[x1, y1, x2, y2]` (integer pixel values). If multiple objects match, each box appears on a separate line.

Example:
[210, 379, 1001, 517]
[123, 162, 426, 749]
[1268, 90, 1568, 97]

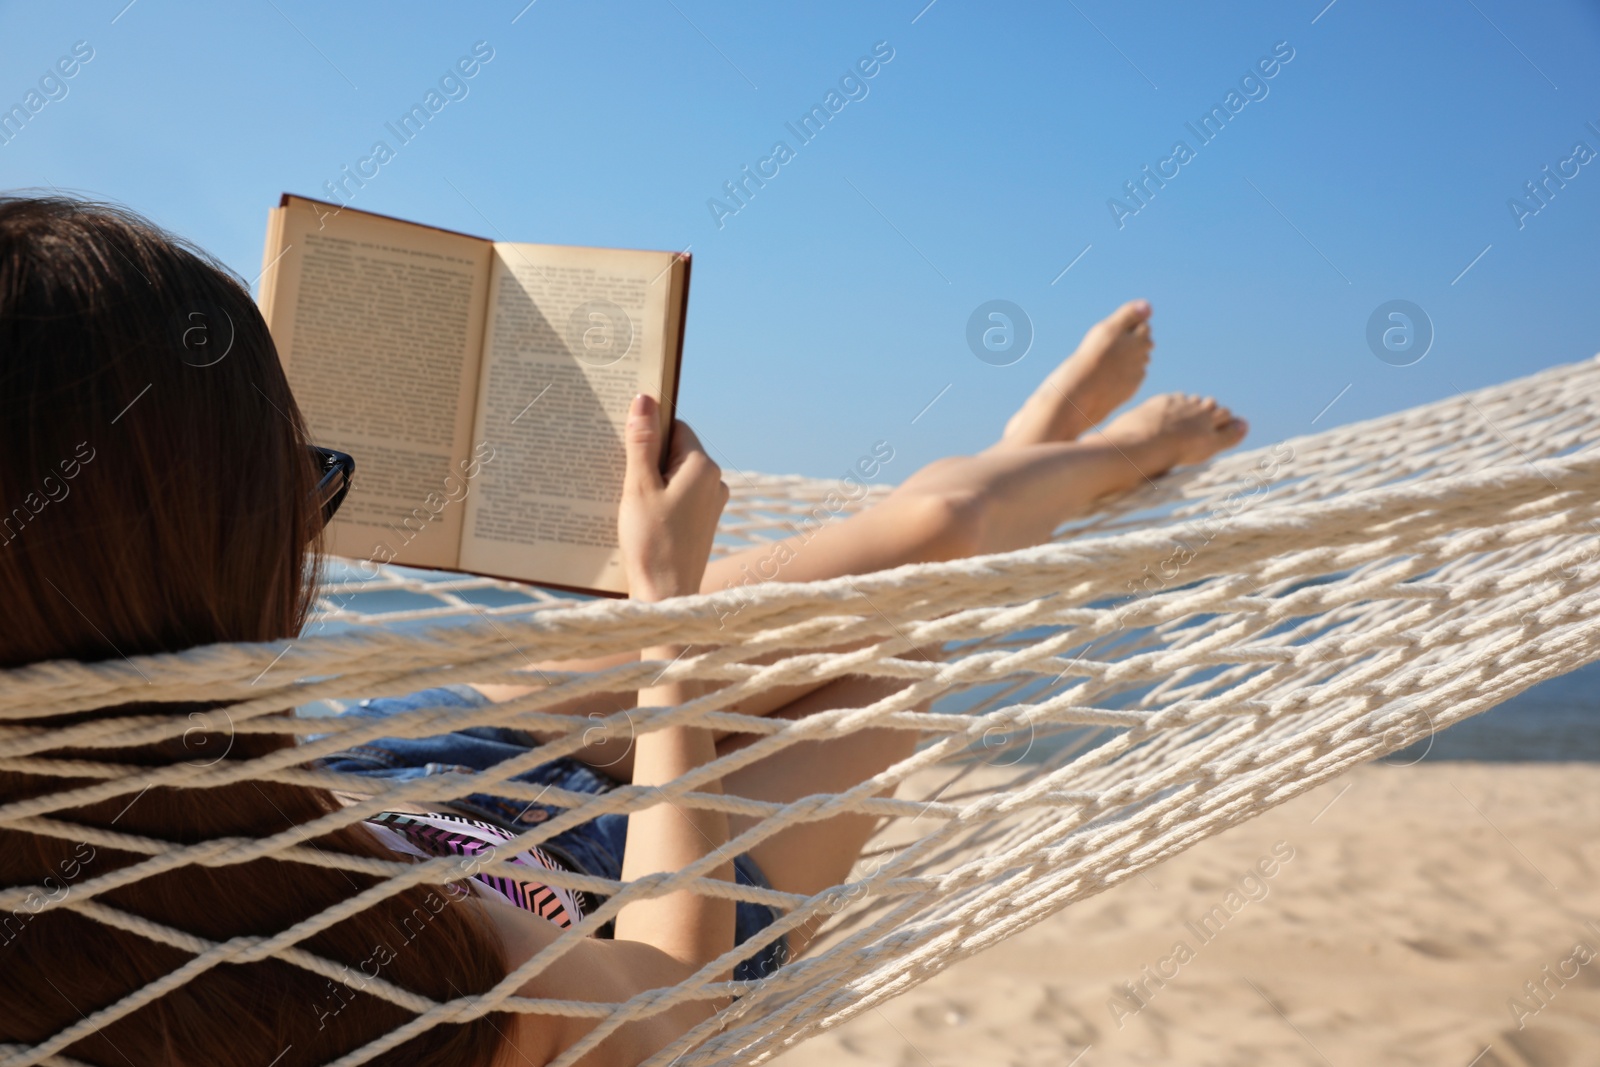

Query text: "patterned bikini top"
[365, 810, 584, 928]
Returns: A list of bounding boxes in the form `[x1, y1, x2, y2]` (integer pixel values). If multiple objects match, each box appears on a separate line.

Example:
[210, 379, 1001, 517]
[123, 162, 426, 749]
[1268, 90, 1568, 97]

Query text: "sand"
[770, 762, 1600, 1067]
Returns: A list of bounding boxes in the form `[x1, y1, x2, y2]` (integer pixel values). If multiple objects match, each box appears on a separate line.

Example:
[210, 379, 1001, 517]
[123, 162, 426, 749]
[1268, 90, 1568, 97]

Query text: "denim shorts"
[311, 685, 787, 982]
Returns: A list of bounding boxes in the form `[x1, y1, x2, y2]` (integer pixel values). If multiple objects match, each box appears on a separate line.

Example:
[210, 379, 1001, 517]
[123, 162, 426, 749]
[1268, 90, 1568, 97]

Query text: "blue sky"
[3, 0, 1597, 482]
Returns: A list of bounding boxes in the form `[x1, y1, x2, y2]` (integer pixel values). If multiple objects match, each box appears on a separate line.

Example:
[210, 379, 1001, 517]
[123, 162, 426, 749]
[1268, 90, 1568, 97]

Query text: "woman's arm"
[496, 397, 736, 1066]
[609, 396, 735, 971]
[612, 643, 733, 970]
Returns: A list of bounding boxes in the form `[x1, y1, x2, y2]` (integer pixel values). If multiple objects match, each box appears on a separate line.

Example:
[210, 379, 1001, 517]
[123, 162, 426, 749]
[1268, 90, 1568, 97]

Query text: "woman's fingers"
[663, 420, 723, 494]
[664, 418, 704, 472]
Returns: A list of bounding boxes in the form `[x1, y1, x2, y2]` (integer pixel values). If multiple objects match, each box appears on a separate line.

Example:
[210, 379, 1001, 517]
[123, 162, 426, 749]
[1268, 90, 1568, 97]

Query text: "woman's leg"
[692, 301, 1245, 717]
[716, 671, 932, 957]
[701, 307, 1250, 952]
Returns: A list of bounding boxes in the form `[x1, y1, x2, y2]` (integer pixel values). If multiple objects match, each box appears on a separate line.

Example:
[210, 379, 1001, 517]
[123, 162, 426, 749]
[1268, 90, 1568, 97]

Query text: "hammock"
[4, 356, 1598, 1067]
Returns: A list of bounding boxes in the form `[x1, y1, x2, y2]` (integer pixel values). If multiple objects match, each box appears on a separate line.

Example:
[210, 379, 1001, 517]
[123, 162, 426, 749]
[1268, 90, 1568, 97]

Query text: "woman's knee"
[886, 476, 991, 562]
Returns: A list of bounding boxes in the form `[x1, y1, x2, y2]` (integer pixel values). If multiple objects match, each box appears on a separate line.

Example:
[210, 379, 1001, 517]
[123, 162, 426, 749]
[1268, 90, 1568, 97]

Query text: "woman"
[0, 196, 1244, 1066]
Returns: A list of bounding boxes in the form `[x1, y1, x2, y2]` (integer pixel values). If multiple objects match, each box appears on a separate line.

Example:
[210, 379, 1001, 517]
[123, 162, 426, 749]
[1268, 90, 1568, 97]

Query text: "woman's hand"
[618, 393, 728, 602]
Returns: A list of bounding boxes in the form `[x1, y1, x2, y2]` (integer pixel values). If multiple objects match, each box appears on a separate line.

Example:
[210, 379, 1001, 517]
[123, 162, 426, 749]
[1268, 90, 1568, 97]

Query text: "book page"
[263, 197, 493, 570]
[460, 243, 678, 594]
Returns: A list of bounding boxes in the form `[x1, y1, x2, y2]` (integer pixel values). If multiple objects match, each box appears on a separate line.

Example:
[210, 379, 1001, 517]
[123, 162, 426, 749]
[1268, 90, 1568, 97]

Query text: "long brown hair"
[0, 196, 508, 1066]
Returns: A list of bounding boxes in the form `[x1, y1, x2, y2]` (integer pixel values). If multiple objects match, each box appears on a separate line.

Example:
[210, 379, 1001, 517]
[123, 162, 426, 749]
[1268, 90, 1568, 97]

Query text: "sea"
[311, 562, 1598, 763]
[1387, 658, 1600, 763]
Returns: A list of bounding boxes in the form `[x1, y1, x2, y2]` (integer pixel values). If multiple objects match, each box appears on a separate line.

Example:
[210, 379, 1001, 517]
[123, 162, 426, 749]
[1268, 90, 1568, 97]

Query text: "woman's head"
[0, 196, 507, 1066]
[0, 194, 319, 669]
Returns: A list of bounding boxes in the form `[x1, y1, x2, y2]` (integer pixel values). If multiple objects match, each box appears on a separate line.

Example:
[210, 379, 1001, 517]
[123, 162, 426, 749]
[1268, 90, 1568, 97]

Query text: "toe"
[1101, 299, 1153, 334]
[1219, 417, 1249, 446]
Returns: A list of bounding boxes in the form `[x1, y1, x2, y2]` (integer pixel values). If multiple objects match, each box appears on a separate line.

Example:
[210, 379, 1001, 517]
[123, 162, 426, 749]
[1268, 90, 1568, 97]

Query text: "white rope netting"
[4, 356, 1599, 1066]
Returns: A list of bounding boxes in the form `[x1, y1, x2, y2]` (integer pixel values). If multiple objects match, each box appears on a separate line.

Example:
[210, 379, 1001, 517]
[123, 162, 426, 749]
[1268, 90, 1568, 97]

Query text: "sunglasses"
[310, 445, 354, 527]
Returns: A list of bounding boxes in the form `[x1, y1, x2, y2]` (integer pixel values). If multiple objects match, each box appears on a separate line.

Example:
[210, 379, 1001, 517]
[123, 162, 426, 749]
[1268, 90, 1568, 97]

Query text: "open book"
[257, 194, 690, 597]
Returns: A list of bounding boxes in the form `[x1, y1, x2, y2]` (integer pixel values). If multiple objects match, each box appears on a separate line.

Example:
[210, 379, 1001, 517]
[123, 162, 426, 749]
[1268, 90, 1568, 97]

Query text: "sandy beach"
[771, 762, 1600, 1067]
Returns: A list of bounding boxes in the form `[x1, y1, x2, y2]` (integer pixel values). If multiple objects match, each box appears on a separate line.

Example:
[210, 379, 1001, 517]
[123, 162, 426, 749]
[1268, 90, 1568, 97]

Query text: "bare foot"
[996, 299, 1155, 448]
[1098, 393, 1249, 477]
